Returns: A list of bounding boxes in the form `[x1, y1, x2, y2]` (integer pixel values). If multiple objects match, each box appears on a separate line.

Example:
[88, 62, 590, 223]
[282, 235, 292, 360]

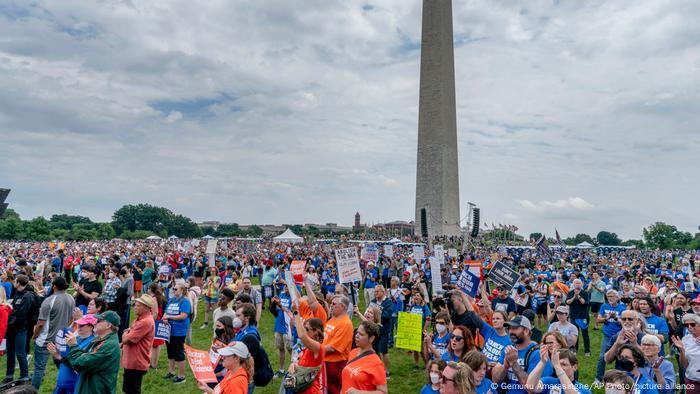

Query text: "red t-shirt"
[298, 346, 325, 394]
[340, 349, 386, 394]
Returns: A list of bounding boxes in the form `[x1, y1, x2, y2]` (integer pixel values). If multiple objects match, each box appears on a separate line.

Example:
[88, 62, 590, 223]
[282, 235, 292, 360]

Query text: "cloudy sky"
[1, 0, 698, 240]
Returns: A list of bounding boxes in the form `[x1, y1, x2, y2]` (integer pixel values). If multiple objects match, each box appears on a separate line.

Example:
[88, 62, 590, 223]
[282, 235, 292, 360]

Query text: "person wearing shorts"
[162, 284, 191, 384]
[200, 267, 220, 329]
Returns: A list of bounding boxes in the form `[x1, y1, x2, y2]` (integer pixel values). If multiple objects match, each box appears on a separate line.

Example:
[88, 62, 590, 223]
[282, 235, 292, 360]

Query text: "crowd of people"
[0, 237, 698, 394]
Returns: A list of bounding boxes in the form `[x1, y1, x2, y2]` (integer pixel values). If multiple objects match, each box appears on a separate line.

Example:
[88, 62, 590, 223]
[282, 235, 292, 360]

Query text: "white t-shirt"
[682, 334, 700, 381]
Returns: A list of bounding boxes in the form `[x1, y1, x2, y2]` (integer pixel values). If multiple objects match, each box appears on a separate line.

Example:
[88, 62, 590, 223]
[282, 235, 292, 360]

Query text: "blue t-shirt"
[2, 281, 11, 299]
[274, 293, 292, 334]
[165, 296, 192, 337]
[599, 303, 626, 337]
[540, 376, 592, 394]
[497, 343, 552, 394]
[476, 378, 496, 394]
[409, 304, 431, 328]
[55, 328, 95, 389]
[364, 268, 378, 289]
[420, 384, 440, 394]
[441, 351, 460, 362]
[644, 314, 669, 354]
[431, 331, 450, 359]
[481, 321, 511, 363]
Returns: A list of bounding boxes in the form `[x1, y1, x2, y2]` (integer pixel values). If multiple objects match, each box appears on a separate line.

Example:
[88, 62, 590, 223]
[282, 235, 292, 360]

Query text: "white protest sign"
[384, 244, 394, 258]
[433, 244, 444, 258]
[335, 247, 362, 284]
[206, 239, 217, 254]
[413, 245, 425, 261]
[284, 271, 300, 305]
[448, 248, 458, 258]
[361, 244, 379, 261]
[429, 257, 443, 294]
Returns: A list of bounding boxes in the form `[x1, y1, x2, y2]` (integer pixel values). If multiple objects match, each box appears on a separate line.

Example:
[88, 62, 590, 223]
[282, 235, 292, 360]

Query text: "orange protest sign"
[184, 345, 218, 383]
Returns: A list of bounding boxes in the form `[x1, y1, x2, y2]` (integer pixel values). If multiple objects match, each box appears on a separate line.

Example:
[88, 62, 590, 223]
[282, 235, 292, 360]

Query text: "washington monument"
[415, 0, 461, 237]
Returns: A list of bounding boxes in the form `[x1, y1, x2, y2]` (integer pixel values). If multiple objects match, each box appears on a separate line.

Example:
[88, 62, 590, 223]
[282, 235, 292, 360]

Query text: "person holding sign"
[287, 301, 325, 394]
[162, 283, 191, 384]
[323, 295, 353, 394]
[197, 342, 253, 394]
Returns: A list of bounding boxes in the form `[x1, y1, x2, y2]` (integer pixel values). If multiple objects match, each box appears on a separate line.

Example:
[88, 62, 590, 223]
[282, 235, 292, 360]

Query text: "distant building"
[384, 220, 415, 236]
[198, 221, 220, 230]
[354, 212, 361, 230]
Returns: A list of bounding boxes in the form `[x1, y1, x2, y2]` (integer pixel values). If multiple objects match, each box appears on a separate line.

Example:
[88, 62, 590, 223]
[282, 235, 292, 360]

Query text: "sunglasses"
[441, 375, 455, 383]
[620, 317, 635, 321]
[685, 323, 697, 328]
[553, 295, 561, 298]
[451, 335, 464, 341]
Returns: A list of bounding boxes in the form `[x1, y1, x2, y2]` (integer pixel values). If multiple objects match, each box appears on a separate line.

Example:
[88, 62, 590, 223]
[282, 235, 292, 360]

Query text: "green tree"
[596, 231, 621, 246]
[0, 217, 24, 239]
[643, 222, 679, 249]
[564, 233, 594, 245]
[70, 223, 100, 240]
[621, 239, 645, 248]
[49, 214, 93, 230]
[216, 223, 242, 237]
[247, 225, 263, 237]
[688, 234, 700, 250]
[0, 208, 20, 220]
[96, 223, 116, 239]
[25, 217, 51, 241]
[112, 204, 171, 234]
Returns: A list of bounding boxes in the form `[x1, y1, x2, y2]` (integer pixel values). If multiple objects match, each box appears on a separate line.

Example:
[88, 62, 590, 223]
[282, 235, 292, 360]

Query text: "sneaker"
[274, 370, 285, 378]
[2, 377, 13, 384]
[163, 372, 175, 380]
[199, 323, 208, 329]
[592, 379, 602, 387]
[172, 376, 186, 384]
[584, 352, 591, 357]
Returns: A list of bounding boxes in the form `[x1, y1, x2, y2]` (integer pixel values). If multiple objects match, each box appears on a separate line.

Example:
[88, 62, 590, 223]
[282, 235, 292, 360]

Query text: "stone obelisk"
[415, 0, 461, 237]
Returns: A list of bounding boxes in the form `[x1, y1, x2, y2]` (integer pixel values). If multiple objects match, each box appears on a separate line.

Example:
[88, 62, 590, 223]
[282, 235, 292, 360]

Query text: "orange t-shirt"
[299, 299, 328, 324]
[298, 346, 325, 394]
[340, 348, 387, 394]
[322, 314, 353, 362]
[214, 367, 248, 394]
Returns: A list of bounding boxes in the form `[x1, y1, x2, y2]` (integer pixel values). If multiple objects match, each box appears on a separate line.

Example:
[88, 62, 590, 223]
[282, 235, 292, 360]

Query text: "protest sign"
[433, 244, 444, 258]
[154, 320, 171, 342]
[184, 345, 218, 383]
[487, 261, 520, 290]
[206, 239, 217, 254]
[448, 248, 458, 258]
[465, 260, 483, 279]
[361, 243, 379, 261]
[284, 271, 300, 305]
[290, 260, 306, 284]
[413, 245, 425, 261]
[335, 247, 362, 284]
[384, 244, 393, 258]
[395, 311, 423, 352]
[429, 257, 443, 294]
[209, 339, 227, 365]
[457, 269, 480, 297]
[208, 254, 215, 267]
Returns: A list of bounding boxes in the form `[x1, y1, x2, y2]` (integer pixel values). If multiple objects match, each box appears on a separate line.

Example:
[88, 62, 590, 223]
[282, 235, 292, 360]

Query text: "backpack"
[244, 332, 273, 387]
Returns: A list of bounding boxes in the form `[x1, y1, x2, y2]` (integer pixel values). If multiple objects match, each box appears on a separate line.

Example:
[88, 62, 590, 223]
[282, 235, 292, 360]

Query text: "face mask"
[430, 372, 440, 385]
[232, 317, 243, 329]
[436, 324, 447, 333]
[215, 328, 225, 338]
[616, 358, 635, 372]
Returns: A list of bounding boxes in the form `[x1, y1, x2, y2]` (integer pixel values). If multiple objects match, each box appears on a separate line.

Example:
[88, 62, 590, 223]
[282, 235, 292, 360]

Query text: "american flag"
[555, 228, 562, 245]
[537, 234, 551, 258]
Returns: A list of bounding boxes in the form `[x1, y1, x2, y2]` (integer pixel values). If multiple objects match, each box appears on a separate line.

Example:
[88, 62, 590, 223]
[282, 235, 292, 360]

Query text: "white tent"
[168, 235, 179, 240]
[146, 235, 162, 240]
[202, 235, 215, 240]
[576, 241, 594, 248]
[387, 237, 402, 244]
[273, 228, 303, 243]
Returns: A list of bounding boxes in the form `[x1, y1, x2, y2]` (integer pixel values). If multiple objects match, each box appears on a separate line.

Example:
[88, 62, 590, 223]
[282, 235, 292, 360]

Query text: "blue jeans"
[596, 334, 616, 381]
[32, 344, 51, 389]
[5, 330, 28, 380]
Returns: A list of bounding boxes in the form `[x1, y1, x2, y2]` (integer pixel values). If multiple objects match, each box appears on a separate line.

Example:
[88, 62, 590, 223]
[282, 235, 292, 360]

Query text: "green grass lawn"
[0, 290, 643, 393]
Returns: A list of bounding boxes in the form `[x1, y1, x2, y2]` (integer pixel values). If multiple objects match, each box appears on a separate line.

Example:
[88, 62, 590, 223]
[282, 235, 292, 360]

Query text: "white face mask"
[436, 324, 447, 333]
[232, 317, 243, 329]
[430, 372, 440, 385]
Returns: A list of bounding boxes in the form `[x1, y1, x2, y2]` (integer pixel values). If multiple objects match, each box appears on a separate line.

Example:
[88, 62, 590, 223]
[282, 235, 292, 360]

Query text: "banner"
[383, 244, 393, 258]
[290, 260, 306, 285]
[488, 261, 520, 290]
[457, 269, 480, 297]
[335, 247, 362, 284]
[413, 245, 425, 262]
[465, 260, 484, 279]
[361, 244, 379, 261]
[154, 320, 171, 342]
[448, 248, 458, 258]
[184, 345, 218, 383]
[433, 244, 444, 258]
[395, 311, 423, 352]
[206, 239, 218, 254]
[429, 257, 443, 294]
[208, 339, 227, 366]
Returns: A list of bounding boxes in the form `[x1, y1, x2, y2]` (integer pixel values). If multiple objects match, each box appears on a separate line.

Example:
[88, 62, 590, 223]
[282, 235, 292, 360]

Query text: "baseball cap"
[74, 314, 98, 326]
[555, 305, 569, 314]
[690, 295, 700, 304]
[505, 315, 532, 330]
[95, 310, 121, 327]
[217, 342, 250, 359]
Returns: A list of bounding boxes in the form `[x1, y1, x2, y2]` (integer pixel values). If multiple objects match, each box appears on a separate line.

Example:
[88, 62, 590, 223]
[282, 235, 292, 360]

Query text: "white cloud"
[165, 111, 182, 123]
[517, 197, 595, 213]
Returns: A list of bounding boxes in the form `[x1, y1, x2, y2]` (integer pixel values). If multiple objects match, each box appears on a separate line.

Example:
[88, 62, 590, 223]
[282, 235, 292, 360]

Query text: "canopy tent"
[146, 235, 162, 240]
[576, 241, 594, 248]
[202, 235, 215, 240]
[167, 235, 179, 240]
[273, 228, 303, 243]
[387, 237, 402, 244]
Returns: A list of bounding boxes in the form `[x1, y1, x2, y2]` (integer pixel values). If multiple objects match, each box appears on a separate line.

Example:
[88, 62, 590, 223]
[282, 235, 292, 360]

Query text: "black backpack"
[244, 332, 273, 387]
